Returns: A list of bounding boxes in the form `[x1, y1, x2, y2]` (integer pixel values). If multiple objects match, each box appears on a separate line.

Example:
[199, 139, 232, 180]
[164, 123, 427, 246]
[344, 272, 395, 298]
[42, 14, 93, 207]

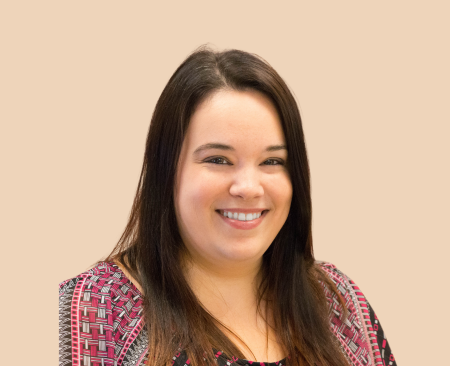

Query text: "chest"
[215, 313, 287, 363]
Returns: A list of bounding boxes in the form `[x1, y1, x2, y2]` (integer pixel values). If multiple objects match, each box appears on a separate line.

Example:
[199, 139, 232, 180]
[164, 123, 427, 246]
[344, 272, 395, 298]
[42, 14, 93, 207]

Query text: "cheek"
[176, 173, 224, 249]
[284, 179, 293, 205]
[267, 175, 293, 211]
[178, 173, 223, 216]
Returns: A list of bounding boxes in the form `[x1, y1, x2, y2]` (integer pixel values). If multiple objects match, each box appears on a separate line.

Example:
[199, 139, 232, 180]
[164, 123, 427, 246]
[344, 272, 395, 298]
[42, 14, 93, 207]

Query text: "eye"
[203, 157, 285, 166]
[263, 159, 285, 166]
[204, 157, 230, 165]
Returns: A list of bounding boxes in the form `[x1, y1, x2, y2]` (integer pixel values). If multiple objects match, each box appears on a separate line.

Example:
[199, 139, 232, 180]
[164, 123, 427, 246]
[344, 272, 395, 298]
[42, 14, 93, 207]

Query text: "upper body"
[59, 261, 396, 366]
[60, 46, 397, 366]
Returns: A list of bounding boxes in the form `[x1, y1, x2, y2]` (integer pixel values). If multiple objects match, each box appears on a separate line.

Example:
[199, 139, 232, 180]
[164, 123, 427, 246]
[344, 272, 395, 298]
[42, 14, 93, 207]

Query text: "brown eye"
[205, 157, 230, 165]
[264, 159, 285, 166]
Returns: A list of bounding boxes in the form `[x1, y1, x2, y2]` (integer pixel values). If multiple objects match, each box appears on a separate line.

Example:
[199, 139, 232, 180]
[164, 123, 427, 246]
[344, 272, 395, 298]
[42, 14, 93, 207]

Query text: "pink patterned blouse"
[59, 261, 396, 366]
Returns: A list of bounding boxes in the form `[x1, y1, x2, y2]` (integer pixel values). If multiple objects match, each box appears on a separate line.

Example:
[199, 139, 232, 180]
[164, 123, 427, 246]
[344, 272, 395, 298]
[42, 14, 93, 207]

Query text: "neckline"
[217, 351, 287, 366]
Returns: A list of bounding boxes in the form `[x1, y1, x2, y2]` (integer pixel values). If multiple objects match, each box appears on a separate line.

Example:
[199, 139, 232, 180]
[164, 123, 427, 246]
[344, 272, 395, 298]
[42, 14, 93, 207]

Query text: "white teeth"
[222, 210, 264, 221]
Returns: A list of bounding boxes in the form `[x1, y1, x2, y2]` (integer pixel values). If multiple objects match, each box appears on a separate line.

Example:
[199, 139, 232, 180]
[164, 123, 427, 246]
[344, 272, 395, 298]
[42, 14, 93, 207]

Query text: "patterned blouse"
[59, 261, 396, 366]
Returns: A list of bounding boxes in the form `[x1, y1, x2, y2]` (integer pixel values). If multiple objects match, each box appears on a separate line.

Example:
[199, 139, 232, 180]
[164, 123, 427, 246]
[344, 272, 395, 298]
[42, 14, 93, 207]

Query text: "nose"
[229, 166, 264, 200]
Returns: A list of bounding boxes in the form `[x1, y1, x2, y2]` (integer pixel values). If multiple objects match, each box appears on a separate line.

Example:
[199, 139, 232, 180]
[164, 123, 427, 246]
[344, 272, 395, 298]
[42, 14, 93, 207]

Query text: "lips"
[216, 209, 268, 230]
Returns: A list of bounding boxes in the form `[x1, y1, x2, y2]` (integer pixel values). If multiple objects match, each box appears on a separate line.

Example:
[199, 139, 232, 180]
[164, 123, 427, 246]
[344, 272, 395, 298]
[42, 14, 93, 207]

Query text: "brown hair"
[105, 45, 349, 366]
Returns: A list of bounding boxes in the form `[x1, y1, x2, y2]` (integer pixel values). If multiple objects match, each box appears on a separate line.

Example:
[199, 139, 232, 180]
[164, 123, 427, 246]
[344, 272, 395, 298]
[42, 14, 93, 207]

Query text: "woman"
[59, 46, 396, 366]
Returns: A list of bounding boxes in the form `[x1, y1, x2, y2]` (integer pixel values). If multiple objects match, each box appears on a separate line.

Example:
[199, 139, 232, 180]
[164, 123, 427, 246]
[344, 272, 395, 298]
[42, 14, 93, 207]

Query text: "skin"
[174, 89, 293, 361]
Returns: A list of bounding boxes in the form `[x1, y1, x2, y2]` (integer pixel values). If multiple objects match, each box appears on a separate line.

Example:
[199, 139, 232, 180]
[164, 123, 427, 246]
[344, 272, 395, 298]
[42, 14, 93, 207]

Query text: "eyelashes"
[204, 156, 285, 166]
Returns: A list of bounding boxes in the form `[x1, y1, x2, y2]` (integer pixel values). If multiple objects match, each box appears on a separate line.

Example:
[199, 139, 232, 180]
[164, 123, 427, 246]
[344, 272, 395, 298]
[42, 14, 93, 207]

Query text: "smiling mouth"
[215, 210, 269, 221]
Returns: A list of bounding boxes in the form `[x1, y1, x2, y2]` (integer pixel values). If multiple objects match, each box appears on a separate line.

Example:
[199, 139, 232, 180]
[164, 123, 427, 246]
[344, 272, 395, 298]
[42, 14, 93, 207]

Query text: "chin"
[217, 243, 267, 263]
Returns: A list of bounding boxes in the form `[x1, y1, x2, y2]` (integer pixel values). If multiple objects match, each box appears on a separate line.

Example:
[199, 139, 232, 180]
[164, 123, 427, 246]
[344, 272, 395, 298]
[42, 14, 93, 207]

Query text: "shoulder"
[60, 261, 142, 298]
[315, 260, 367, 319]
[59, 261, 144, 315]
[316, 261, 376, 320]
[316, 261, 358, 295]
[316, 261, 352, 286]
[315, 261, 396, 366]
[59, 261, 127, 291]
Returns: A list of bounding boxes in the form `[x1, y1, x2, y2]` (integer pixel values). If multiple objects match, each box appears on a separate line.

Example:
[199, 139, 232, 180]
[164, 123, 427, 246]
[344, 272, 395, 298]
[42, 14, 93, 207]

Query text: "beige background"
[1, 1, 448, 365]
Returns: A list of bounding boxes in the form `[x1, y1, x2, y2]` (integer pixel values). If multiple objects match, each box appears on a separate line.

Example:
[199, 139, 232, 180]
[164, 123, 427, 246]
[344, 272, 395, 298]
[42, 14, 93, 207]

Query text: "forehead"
[184, 89, 286, 150]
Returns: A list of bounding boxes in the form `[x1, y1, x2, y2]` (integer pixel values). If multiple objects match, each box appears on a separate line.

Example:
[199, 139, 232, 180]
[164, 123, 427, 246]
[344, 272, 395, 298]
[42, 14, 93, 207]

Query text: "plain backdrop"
[1, 1, 449, 365]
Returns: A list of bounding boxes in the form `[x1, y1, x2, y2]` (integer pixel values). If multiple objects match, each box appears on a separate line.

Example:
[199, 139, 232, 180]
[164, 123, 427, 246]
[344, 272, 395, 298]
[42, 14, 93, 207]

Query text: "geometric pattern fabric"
[59, 262, 396, 366]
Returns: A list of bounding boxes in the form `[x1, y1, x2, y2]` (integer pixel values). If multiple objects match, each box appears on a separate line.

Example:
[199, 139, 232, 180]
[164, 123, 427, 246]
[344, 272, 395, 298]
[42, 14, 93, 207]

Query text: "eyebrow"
[193, 143, 287, 155]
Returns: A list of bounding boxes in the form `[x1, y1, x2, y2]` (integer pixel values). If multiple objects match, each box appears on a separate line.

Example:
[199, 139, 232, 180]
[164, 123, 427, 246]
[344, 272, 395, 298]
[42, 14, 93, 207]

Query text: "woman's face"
[174, 89, 293, 269]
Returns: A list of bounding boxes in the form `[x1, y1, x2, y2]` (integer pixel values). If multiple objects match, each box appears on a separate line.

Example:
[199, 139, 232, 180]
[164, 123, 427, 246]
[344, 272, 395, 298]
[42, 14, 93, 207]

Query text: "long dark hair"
[105, 45, 349, 366]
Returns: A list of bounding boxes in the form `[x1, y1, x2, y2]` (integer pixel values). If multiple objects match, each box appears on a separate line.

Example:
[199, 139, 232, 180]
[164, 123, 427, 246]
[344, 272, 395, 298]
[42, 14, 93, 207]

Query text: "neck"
[181, 251, 265, 319]
[181, 252, 284, 362]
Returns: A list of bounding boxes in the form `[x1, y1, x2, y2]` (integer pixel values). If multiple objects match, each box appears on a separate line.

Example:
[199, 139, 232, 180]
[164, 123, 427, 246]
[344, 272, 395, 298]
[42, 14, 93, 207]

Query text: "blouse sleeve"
[58, 270, 119, 366]
[320, 263, 397, 366]
[59, 263, 146, 366]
